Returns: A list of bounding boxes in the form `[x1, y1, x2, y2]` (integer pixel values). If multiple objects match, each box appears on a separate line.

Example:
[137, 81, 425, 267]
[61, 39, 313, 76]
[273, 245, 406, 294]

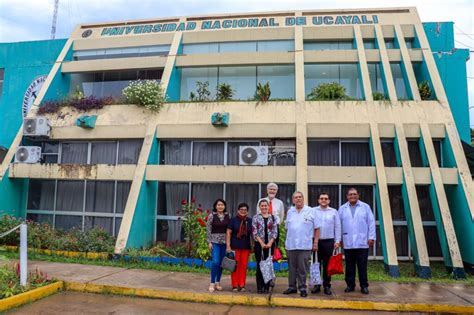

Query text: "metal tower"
[50, 0, 59, 39]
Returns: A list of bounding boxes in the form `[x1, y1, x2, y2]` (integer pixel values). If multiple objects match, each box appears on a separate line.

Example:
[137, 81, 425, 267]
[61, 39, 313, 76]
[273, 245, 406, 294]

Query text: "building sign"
[22, 75, 47, 118]
[101, 15, 379, 36]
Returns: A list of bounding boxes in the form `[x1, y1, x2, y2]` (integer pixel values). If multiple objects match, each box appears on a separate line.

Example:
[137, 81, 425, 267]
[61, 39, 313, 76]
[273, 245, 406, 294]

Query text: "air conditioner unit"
[14, 146, 42, 164]
[239, 146, 269, 166]
[23, 117, 51, 137]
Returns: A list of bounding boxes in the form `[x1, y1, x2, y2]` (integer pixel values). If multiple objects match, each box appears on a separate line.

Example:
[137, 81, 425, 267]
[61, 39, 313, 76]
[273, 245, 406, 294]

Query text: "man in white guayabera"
[256, 183, 285, 246]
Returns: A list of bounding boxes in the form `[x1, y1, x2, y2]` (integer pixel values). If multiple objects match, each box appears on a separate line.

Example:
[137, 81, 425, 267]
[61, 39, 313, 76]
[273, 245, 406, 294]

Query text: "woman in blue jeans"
[206, 198, 229, 292]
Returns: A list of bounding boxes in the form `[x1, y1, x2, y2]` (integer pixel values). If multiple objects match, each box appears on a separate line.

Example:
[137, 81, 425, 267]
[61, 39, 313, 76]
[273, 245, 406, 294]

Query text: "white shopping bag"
[309, 252, 322, 286]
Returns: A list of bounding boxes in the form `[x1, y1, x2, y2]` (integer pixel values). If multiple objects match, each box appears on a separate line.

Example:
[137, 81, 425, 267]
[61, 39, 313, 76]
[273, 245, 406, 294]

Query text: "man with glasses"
[338, 187, 376, 295]
[257, 183, 285, 246]
[311, 192, 341, 295]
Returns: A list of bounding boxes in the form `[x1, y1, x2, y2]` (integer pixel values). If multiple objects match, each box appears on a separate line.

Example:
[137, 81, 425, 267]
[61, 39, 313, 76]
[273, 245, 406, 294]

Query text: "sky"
[1, 0, 473, 127]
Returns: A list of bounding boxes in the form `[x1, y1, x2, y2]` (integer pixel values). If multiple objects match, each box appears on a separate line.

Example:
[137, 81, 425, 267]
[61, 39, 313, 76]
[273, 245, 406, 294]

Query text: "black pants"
[275, 224, 280, 247]
[254, 242, 274, 291]
[313, 239, 334, 288]
[344, 248, 369, 289]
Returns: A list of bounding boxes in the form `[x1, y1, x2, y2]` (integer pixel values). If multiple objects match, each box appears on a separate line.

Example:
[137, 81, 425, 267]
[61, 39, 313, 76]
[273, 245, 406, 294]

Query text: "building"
[0, 7, 473, 278]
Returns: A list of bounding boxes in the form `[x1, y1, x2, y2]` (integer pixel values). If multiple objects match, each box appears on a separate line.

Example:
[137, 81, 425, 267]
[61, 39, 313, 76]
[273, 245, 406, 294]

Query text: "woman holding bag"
[226, 203, 252, 292]
[252, 199, 278, 294]
[311, 192, 341, 295]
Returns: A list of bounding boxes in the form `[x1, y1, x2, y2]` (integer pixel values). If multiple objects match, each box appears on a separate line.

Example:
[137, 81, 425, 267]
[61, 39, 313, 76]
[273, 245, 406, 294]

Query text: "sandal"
[208, 284, 215, 293]
[239, 287, 246, 292]
[215, 283, 223, 291]
[232, 287, 239, 292]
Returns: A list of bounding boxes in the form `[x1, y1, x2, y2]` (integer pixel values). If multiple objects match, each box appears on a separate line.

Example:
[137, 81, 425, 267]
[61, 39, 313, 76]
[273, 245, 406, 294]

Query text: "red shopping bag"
[272, 247, 282, 262]
[327, 247, 344, 276]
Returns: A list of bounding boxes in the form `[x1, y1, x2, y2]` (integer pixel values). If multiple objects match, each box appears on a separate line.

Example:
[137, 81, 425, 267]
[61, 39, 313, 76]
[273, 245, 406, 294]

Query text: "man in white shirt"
[257, 183, 285, 246]
[338, 187, 376, 295]
[283, 191, 320, 297]
[312, 192, 341, 295]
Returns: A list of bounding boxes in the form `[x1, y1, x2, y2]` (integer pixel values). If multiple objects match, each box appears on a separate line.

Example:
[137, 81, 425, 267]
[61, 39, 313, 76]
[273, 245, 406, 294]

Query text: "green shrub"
[254, 82, 271, 102]
[418, 80, 432, 100]
[0, 265, 52, 299]
[307, 82, 349, 100]
[122, 80, 167, 111]
[190, 81, 212, 102]
[372, 92, 387, 100]
[216, 83, 234, 101]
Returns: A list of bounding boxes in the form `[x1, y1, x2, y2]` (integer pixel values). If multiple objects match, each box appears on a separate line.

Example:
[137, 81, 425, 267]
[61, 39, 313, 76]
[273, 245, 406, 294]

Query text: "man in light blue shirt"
[283, 191, 320, 297]
[338, 187, 376, 295]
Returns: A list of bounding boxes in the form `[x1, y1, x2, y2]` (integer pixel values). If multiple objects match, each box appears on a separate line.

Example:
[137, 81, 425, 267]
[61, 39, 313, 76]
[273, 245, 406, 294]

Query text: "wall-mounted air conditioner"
[14, 146, 42, 164]
[239, 146, 269, 166]
[23, 117, 51, 137]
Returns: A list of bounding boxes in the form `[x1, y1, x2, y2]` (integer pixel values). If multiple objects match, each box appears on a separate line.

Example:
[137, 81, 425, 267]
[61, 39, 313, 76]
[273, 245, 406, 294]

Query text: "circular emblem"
[22, 75, 47, 118]
[82, 29, 93, 38]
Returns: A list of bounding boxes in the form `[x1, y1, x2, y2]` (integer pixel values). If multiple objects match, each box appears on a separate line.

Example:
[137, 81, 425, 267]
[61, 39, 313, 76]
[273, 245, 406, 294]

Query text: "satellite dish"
[15, 147, 29, 162]
[241, 147, 258, 164]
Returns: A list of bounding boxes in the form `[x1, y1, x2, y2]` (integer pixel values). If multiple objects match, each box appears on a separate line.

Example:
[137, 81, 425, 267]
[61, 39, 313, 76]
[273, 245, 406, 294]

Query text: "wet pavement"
[7, 291, 423, 314]
[22, 260, 473, 307]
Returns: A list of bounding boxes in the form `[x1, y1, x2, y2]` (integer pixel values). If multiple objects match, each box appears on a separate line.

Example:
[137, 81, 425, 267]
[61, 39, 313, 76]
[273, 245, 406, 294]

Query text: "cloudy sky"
[1, 0, 473, 127]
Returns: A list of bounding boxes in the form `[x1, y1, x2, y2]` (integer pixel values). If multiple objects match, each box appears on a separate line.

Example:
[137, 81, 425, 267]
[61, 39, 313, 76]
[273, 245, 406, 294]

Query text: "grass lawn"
[1, 249, 472, 285]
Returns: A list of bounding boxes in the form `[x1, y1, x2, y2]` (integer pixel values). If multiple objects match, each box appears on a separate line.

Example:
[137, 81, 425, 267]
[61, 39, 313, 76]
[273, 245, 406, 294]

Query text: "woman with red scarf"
[226, 203, 252, 292]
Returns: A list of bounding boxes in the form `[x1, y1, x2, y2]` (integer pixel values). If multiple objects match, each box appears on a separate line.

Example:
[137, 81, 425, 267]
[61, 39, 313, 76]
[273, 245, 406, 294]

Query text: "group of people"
[206, 183, 376, 297]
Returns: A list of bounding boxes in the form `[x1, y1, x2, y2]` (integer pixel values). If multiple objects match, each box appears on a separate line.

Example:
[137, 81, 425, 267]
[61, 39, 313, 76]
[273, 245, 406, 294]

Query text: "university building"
[0, 7, 473, 278]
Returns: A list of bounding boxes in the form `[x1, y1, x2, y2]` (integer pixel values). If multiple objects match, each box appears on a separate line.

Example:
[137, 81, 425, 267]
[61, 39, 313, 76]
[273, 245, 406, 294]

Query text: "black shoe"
[324, 287, 332, 295]
[344, 287, 355, 293]
[257, 289, 264, 294]
[311, 285, 321, 294]
[283, 288, 297, 295]
[300, 290, 308, 297]
[361, 287, 369, 294]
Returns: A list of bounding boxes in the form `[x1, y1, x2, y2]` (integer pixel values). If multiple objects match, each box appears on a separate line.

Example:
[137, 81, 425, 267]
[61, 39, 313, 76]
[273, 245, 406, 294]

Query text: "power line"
[454, 25, 474, 41]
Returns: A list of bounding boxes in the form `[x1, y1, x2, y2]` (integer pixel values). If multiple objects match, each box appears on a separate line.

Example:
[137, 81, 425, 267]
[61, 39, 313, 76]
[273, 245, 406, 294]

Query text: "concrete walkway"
[22, 260, 474, 312]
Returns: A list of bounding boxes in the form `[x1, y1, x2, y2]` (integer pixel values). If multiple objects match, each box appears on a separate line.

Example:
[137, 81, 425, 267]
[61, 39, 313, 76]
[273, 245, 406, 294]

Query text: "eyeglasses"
[319, 198, 329, 200]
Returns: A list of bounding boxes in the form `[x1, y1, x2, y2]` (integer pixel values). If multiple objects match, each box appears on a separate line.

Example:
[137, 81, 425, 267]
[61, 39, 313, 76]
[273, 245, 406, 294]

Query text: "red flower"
[181, 199, 187, 205]
[191, 196, 196, 203]
[197, 218, 206, 227]
[206, 209, 210, 214]
[205, 216, 209, 221]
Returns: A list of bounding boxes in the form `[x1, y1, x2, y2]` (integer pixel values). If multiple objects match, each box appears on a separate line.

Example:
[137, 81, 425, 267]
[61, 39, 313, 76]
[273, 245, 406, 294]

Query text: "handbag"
[259, 248, 275, 284]
[327, 247, 344, 276]
[272, 247, 282, 262]
[309, 252, 322, 286]
[221, 251, 237, 272]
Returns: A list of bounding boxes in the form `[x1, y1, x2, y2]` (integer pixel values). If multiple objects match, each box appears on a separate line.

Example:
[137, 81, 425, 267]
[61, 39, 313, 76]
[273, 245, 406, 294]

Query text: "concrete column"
[354, 25, 373, 101]
[294, 13, 308, 198]
[374, 25, 397, 103]
[160, 17, 185, 93]
[394, 24, 421, 101]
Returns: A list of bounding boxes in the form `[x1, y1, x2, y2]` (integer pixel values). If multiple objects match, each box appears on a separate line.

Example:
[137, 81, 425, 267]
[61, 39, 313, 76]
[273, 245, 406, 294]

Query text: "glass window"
[257, 65, 295, 100]
[308, 140, 339, 166]
[405, 38, 415, 48]
[304, 41, 354, 50]
[394, 225, 409, 256]
[227, 141, 260, 166]
[182, 43, 219, 55]
[90, 142, 117, 165]
[192, 142, 224, 165]
[257, 40, 294, 52]
[157, 219, 184, 242]
[218, 66, 256, 100]
[60, 142, 88, 164]
[116, 181, 131, 214]
[363, 40, 376, 49]
[341, 142, 371, 166]
[55, 215, 82, 231]
[180, 67, 218, 100]
[407, 140, 423, 167]
[85, 181, 115, 213]
[416, 185, 435, 221]
[388, 185, 405, 220]
[118, 140, 142, 164]
[219, 41, 256, 53]
[304, 64, 362, 99]
[42, 142, 59, 163]
[114, 217, 122, 237]
[390, 63, 410, 100]
[424, 226, 443, 257]
[385, 39, 395, 49]
[308, 185, 339, 208]
[161, 141, 191, 165]
[381, 140, 397, 167]
[367, 63, 386, 96]
[158, 182, 189, 216]
[26, 213, 53, 225]
[28, 180, 55, 210]
[56, 180, 85, 212]
[225, 184, 259, 217]
[433, 140, 442, 167]
[191, 183, 223, 213]
[84, 216, 113, 234]
[73, 45, 170, 60]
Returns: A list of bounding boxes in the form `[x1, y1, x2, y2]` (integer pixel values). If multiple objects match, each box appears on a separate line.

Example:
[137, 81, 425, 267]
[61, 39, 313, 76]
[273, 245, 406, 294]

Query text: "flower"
[197, 218, 206, 227]
[181, 199, 187, 205]
[191, 196, 196, 203]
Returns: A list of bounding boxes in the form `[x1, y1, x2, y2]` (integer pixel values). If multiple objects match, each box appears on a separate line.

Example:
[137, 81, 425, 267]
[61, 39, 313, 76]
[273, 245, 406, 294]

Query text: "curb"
[63, 281, 474, 314]
[0, 281, 63, 312]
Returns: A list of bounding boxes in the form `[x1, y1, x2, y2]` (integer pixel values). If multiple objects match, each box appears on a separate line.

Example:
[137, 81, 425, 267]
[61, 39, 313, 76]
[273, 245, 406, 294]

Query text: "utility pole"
[50, 0, 59, 39]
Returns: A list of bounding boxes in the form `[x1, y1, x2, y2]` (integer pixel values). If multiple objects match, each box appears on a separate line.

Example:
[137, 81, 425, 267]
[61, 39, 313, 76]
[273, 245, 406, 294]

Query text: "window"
[307, 139, 371, 166]
[160, 141, 192, 165]
[118, 140, 142, 164]
[182, 43, 219, 54]
[363, 40, 376, 49]
[60, 142, 88, 164]
[226, 184, 259, 216]
[341, 142, 371, 166]
[381, 140, 397, 167]
[28, 180, 55, 210]
[308, 185, 339, 208]
[180, 67, 218, 100]
[0, 68, 4, 99]
[192, 142, 225, 165]
[257, 65, 295, 100]
[56, 180, 85, 212]
[405, 38, 415, 48]
[433, 140, 442, 167]
[385, 39, 395, 49]
[219, 41, 256, 53]
[304, 41, 354, 50]
[308, 140, 339, 166]
[41, 142, 59, 163]
[182, 40, 294, 55]
[367, 63, 386, 97]
[304, 64, 362, 99]
[91, 142, 117, 164]
[257, 40, 294, 52]
[85, 181, 115, 213]
[407, 139, 423, 167]
[389, 185, 405, 221]
[416, 185, 435, 221]
[218, 66, 255, 100]
[73, 45, 170, 60]
[390, 63, 411, 100]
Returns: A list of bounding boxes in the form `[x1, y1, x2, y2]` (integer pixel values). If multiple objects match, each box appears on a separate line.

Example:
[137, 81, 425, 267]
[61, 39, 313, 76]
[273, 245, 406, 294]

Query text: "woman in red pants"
[226, 203, 253, 292]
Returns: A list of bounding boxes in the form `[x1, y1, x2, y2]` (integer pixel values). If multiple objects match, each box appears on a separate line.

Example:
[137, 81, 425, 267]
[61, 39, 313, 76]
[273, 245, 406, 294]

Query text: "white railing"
[0, 223, 27, 286]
